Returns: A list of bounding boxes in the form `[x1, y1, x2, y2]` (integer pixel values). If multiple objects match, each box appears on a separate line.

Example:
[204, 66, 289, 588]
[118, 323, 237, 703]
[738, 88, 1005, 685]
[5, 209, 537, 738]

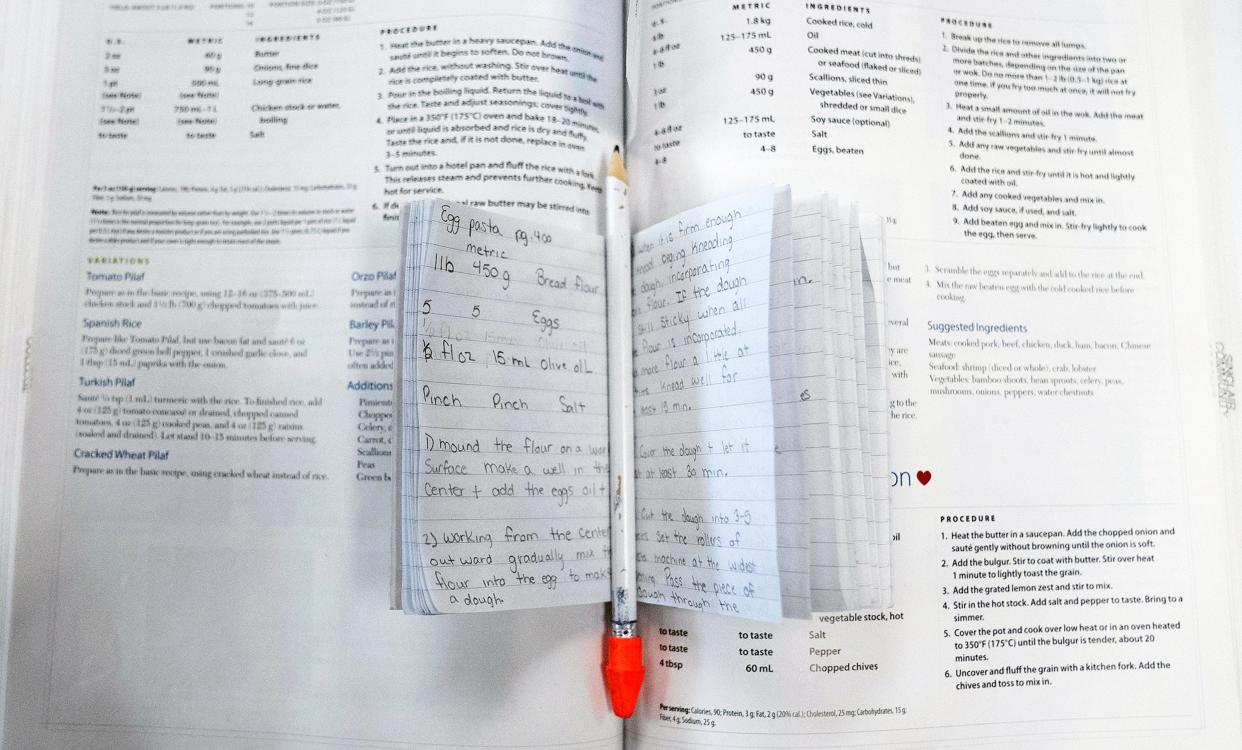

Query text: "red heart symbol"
[916, 470, 932, 486]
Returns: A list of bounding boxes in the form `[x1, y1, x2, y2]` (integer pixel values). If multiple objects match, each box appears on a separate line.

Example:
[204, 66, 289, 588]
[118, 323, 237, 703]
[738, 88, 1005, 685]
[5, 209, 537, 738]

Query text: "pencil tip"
[607, 146, 628, 182]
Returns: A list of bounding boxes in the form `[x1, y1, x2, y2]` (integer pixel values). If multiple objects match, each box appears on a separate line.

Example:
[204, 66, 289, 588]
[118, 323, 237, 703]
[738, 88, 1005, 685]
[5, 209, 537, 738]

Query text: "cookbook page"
[0, 0, 60, 720]
[625, 0, 1240, 747]
[4, 1, 624, 748]
[1183, 0, 1242, 721]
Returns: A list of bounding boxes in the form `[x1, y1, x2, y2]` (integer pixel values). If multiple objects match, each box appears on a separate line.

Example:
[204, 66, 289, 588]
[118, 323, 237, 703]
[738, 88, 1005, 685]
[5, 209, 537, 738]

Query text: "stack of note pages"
[394, 186, 891, 621]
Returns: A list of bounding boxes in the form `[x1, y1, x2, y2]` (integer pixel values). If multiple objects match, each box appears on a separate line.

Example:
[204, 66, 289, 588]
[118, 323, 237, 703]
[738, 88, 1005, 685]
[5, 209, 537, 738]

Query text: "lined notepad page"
[861, 213, 893, 607]
[627, 188, 893, 619]
[769, 189, 812, 619]
[397, 200, 611, 614]
[847, 203, 879, 605]
[630, 187, 784, 621]
[827, 197, 875, 606]
[794, 198, 858, 612]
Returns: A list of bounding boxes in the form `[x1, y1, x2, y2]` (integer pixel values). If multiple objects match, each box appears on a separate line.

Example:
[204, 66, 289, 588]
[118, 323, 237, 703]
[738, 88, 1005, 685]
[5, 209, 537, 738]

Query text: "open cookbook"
[3, 1, 1242, 749]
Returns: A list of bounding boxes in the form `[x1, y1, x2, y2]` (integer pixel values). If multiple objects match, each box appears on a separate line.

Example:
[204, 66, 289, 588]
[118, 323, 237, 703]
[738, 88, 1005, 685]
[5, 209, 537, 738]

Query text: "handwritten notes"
[397, 200, 611, 614]
[394, 189, 893, 620]
[630, 188, 784, 621]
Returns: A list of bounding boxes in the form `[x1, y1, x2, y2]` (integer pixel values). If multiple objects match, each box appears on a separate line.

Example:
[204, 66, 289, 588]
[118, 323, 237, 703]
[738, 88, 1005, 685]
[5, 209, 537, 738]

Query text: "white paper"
[625, 0, 1242, 746]
[631, 187, 783, 621]
[861, 214, 893, 606]
[399, 200, 611, 613]
[4, 2, 625, 748]
[768, 189, 812, 618]
[793, 198, 859, 611]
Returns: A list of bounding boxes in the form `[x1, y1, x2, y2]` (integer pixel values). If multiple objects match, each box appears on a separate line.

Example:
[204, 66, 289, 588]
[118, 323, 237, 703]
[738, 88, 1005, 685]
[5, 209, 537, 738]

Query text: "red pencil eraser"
[603, 635, 645, 718]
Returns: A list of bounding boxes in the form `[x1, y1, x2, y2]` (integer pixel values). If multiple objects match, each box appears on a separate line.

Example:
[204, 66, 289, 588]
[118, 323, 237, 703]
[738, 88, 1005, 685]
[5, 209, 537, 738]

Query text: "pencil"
[602, 145, 644, 718]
